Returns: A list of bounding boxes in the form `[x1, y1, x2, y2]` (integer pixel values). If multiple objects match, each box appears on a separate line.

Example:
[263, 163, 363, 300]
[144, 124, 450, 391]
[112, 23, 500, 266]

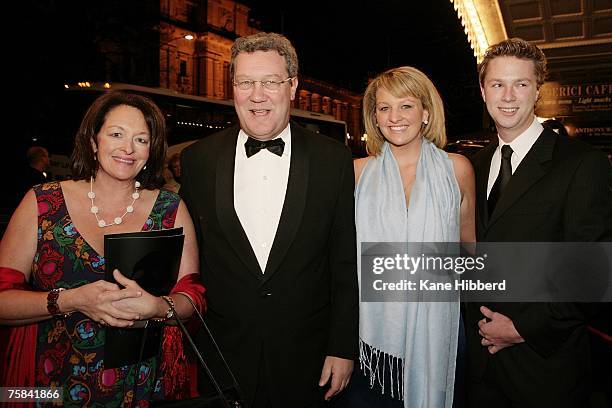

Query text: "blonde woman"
[347, 66, 475, 408]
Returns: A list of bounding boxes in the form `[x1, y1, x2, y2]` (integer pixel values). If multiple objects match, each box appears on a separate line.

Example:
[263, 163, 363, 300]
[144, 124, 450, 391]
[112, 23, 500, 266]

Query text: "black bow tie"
[244, 137, 285, 158]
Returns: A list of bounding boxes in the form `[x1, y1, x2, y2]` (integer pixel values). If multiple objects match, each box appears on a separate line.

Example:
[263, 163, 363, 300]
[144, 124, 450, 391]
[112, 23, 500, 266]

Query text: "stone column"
[322, 96, 332, 115]
[205, 57, 215, 98]
[299, 90, 311, 111]
[333, 99, 342, 120]
[311, 93, 321, 113]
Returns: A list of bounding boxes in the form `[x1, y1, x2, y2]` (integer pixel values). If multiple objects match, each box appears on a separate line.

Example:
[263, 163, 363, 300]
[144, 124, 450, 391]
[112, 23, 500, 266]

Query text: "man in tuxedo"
[466, 38, 611, 407]
[180, 32, 358, 408]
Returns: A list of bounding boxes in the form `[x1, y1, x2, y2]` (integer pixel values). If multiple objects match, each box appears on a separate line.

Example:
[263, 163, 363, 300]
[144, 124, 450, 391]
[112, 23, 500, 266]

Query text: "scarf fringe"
[359, 339, 404, 401]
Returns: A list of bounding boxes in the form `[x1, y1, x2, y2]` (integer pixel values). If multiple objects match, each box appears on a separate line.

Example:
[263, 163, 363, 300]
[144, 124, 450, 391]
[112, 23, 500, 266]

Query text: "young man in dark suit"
[180, 32, 358, 408]
[466, 38, 611, 407]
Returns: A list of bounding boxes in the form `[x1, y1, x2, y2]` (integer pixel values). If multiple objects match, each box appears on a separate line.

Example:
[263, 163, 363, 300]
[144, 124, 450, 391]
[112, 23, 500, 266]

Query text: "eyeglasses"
[233, 77, 293, 91]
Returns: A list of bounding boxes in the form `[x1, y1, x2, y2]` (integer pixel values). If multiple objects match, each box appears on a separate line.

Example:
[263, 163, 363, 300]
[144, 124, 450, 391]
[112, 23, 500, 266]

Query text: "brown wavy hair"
[71, 91, 167, 189]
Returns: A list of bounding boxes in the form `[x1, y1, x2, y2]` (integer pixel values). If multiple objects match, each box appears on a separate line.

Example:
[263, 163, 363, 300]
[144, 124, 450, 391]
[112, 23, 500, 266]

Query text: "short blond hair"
[363, 66, 446, 155]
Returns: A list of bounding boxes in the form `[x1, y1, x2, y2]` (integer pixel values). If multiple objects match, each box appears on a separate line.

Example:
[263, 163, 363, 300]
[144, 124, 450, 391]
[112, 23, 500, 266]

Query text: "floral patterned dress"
[32, 181, 180, 407]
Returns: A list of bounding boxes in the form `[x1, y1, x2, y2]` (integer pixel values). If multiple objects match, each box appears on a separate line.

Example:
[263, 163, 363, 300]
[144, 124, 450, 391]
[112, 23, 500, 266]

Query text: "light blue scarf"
[355, 139, 460, 408]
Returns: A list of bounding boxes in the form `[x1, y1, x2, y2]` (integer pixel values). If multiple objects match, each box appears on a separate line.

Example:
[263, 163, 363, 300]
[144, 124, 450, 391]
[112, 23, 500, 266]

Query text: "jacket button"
[260, 291, 272, 298]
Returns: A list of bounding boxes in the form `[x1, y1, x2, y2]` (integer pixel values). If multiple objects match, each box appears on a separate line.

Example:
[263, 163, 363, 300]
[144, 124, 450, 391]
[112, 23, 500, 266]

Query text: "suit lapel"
[215, 127, 264, 279]
[263, 123, 309, 282]
[487, 129, 556, 228]
[474, 141, 497, 228]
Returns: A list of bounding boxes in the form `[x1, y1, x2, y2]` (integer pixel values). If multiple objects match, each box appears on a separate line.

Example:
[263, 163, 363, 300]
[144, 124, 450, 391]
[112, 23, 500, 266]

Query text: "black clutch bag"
[152, 296, 244, 408]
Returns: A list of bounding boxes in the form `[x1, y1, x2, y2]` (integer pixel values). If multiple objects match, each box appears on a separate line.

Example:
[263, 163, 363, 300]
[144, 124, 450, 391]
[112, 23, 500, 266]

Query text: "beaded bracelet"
[151, 295, 175, 322]
[47, 288, 73, 319]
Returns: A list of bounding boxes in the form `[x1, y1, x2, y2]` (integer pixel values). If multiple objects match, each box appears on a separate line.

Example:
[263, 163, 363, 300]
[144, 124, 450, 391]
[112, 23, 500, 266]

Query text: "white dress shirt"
[234, 125, 291, 272]
[487, 117, 543, 198]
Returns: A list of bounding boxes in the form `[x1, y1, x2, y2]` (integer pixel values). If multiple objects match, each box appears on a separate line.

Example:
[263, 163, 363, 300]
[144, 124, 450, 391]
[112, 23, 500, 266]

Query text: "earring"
[423, 120, 428, 125]
[143, 165, 147, 170]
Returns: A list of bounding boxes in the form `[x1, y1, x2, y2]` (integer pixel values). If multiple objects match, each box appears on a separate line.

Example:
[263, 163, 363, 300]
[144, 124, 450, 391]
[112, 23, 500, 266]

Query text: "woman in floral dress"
[0, 92, 205, 406]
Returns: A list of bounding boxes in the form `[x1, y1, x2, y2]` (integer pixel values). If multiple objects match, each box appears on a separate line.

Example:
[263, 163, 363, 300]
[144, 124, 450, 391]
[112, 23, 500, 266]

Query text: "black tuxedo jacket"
[180, 122, 358, 407]
[466, 127, 611, 406]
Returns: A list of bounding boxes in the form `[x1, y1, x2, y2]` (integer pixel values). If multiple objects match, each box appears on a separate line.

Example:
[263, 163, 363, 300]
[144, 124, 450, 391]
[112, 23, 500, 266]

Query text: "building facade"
[452, 0, 612, 153]
[159, 0, 364, 151]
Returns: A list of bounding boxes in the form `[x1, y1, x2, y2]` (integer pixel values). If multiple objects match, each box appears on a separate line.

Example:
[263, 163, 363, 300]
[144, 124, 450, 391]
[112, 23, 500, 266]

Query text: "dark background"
[10, 0, 484, 155]
[250, 0, 485, 138]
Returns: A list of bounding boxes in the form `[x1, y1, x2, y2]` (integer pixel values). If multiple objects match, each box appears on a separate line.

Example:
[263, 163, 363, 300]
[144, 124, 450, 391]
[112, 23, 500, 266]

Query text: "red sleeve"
[0, 266, 37, 393]
[162, 273, 206, 399]
[0, 266, 30, 291]
[171, 273, 206, 314]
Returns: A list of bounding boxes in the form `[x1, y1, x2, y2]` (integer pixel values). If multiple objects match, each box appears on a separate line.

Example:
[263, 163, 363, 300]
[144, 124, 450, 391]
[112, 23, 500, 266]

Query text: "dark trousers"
[331, 369, 403, 408]
[252, 354, 325, 408]
[467, 363, 513, 408]
[467, 358, 589, 408]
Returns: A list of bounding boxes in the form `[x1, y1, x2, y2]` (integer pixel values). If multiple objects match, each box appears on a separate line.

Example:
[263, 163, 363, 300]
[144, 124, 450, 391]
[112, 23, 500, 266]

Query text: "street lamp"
[161, 34, 194, 89]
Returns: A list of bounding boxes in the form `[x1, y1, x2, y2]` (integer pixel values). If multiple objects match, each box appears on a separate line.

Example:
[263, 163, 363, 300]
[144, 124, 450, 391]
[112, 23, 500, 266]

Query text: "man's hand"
[478, 306, 525, 354]
[318, 356, 353, 400]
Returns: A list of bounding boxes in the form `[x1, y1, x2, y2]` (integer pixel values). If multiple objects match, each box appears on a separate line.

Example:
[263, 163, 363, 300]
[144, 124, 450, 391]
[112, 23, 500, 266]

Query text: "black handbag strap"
[166, 295, 243, 408]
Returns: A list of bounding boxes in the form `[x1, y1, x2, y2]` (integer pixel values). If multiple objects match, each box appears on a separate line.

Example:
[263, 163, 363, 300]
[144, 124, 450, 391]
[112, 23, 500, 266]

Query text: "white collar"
[497, 117, 543, 163]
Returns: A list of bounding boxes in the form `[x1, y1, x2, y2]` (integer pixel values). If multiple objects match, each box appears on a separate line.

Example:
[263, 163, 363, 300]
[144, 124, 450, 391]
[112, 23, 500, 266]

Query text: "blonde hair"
[363, 66, 446, 155]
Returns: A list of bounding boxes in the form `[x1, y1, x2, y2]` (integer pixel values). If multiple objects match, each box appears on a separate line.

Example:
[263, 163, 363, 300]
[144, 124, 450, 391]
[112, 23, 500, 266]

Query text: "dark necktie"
[488, 145, 513, 214]
[244, 137, 285, 158]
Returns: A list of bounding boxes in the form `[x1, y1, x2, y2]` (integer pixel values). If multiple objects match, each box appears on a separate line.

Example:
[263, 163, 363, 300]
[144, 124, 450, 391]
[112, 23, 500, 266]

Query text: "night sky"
[248, 0, 485, 137]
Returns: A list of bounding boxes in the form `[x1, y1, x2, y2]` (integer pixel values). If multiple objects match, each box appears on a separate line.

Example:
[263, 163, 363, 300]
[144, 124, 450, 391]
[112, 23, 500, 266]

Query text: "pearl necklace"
[88, 177, 141, 228]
